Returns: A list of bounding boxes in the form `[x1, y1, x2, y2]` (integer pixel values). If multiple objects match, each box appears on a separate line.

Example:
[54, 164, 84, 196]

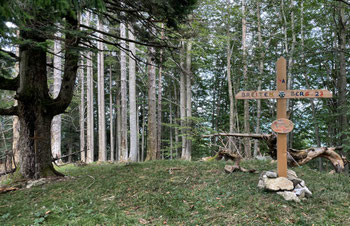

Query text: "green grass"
[1, 160, 350, 225]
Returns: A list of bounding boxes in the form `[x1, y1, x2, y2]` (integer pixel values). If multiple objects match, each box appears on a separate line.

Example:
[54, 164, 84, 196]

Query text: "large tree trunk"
[146, 46, 158, 160]
[16, 19, 79, 178]
[97, 18, 106, 162]
[128, 24, 138, 162]
[51, 30, 62, 162]
[120, 22, 128, 161]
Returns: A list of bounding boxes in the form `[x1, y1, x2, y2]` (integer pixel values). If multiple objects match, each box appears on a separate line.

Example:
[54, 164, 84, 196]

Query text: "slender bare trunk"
[169, 91, 173, 160]
[180, 41, 187, 159]
[128, 24, 138, 162]
[120, 22, 128, 161]
[254, 0, 263, 157]
[184, 40, 192, 160]
[79, 57, 85, 162]
[116, 85, 121, 161]
[97, 18, 106, 161]
[337, 1, 348, 174]
[242, 0, 250, 158]
[157, 25, 164, 160]
[146, 47, 157, 160]
[174, 83, 179, 159]
[51, 30, 62, 162]
[141, 103, 145, 162]
[109, 66, 114, 161]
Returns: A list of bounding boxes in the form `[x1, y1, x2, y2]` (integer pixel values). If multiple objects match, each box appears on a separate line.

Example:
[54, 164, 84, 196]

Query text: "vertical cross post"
[276, 57, 287, 177]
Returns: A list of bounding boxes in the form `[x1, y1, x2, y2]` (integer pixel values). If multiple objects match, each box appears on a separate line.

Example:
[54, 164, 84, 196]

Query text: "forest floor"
[0, 160, 350, 225]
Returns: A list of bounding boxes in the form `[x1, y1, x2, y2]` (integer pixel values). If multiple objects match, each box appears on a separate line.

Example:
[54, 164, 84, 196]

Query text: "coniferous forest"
[0, 0, 350, 224]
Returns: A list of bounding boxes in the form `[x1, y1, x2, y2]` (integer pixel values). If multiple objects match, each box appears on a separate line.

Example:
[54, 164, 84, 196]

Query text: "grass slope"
[1, 160, 350, 225]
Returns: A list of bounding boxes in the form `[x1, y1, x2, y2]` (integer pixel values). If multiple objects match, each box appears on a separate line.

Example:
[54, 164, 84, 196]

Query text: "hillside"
[1, 160, 350, 225]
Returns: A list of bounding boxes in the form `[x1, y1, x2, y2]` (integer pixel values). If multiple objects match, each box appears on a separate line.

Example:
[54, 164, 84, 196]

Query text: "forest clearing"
[0, 0, 349, 224]
[1, 160, 350, 225]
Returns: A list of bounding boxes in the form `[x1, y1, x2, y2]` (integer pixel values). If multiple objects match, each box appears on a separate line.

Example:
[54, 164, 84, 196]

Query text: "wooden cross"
[235, 57, 332, 177]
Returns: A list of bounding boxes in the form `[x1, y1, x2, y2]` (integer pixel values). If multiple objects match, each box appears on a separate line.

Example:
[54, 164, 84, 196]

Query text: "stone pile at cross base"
[257, 170, 312, 202]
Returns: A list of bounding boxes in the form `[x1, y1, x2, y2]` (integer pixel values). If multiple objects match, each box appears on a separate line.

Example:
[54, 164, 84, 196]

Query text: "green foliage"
[1, 161, 350, 224]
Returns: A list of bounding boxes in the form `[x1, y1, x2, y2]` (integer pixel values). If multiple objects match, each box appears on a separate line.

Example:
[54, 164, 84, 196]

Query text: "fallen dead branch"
[203, 133, 348, 173]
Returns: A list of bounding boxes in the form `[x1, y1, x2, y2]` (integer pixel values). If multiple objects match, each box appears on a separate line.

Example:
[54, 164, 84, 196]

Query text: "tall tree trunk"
[109, 66, 114, 161]
[184, 40, 192, 160]
[12, 35, 20, 167]
[128, 24, 138, 162]
[300, 0, 321, 170]
[226, 0, 235, 153]
[242, 0, 251, 158]
[174, 83, 179, 159]
[180, 41, 187, 159]
[51, 30, 62, 162]
[97, 18, 106, 161]
[86, 12, 94, 163]
[86, 52, 94, 163]
[116, 83, 121, 161]
[157, 24, 164, 160]
[79, 57, 85, 162]
[254, 0, 263, 157]
[146, 47, 158, 160]
[169, 91, 173, 160]
[120, 22, 128, 161]
[141, 102, 146, 162]
[337, 1, 348, 174]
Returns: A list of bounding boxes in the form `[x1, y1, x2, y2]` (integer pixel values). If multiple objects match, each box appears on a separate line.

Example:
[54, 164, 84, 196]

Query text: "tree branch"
[336, 0, 350, 6]
[0, 106, 18, 116]
[0, 76, 19, 91]
[47, 14, 80, 116]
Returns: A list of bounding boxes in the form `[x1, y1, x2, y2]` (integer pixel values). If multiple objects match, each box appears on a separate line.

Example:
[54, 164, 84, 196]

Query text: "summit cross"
[235, 57, 332, 177]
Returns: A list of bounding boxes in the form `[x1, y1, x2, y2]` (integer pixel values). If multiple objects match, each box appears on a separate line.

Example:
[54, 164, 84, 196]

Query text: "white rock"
[265, 177, 294, 191]
[265, 171, 278, 178]
[277, 191, 300, 202]
[257, 179, 265, 189]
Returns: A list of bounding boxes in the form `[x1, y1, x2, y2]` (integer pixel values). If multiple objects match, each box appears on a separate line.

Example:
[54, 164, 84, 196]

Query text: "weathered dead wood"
[203, 133, 348, 173]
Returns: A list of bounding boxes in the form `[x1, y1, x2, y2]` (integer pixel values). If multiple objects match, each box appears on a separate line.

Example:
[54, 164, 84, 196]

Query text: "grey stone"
[287, 169, 298, 178]
[277, 191, 300, 202]
[265, 177, 294, 191]
[257, 179, 265, 189]
[265, 171, 278, 178]
[26, 178, 48, 189]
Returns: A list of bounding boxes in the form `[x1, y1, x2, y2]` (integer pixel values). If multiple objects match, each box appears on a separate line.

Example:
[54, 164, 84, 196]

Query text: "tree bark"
[254, 0, 263, 157]
[86, 12, 94, 164]
[146, 46, 158, 161]
[157, 24, 164, 160]
[79, 57, 85, 162]
[336, 1, 348, 174]
[180, 41, 187, 159]
[242, 0, 251, 158]
[109, 66, 114, 161]
[97, 18, 106, 162]
[51, 30, 62, 162]
[128, 24, 138, 162]
[14, 13, 79, 179]
[184, 40, 192, 160]
[120, 22, 128, 161]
